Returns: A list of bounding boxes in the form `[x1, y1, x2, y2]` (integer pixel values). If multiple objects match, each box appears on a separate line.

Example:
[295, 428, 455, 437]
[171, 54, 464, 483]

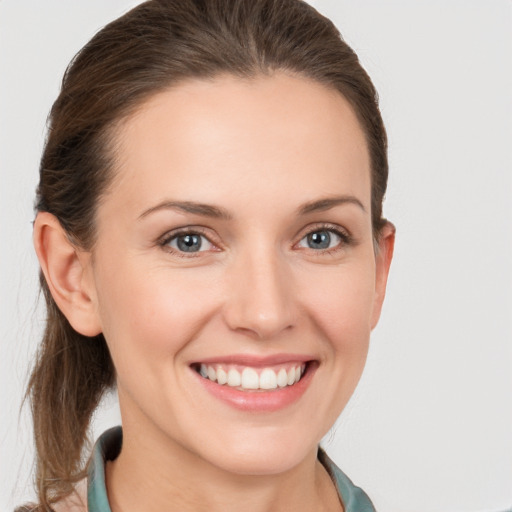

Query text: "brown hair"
[26, 0, 388, 508]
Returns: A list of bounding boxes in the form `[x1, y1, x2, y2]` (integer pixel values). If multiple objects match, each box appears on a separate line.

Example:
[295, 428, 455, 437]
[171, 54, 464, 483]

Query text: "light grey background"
[1, 1, 511, 511]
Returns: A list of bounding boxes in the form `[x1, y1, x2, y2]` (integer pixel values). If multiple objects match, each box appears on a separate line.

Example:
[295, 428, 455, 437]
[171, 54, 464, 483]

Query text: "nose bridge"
[224, 239, 296, 339]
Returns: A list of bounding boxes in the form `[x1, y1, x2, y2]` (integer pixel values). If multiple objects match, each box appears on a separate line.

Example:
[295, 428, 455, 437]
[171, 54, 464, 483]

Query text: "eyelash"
[158, 227, 216, 258]
[157, 223, 353, 258]
[295, 223, 354, 256]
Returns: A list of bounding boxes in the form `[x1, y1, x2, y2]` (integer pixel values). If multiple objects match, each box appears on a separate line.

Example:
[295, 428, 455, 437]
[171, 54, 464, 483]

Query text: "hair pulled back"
[27, 0, 388, 508]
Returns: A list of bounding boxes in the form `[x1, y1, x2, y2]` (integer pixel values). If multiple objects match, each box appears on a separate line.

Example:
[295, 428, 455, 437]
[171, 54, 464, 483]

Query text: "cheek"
[300, 260, 376, 354]
[293, 259, 377, 431]
[94, 261, 220, 374]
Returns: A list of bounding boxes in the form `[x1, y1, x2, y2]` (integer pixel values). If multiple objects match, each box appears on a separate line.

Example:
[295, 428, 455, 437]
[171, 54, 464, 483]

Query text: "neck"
[106, 420, 342, 512]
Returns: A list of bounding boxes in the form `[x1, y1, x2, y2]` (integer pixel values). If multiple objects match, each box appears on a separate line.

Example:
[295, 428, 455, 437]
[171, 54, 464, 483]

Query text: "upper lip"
[190, 353, 315, 367]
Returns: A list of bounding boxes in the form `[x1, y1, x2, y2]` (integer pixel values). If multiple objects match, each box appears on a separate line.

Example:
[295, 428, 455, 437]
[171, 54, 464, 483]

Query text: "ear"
[371, 221, 395, 329]
[33, 212, 102, 336]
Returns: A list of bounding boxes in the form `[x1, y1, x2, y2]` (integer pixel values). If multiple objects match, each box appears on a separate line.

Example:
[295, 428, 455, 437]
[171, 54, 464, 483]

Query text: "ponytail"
[26, 279, 114, 509]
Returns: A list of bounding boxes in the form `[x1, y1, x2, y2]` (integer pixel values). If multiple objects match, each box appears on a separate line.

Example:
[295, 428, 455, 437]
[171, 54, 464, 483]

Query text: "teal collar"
[87, 427, 119, 512]
[318, 448, 376, 512]
[87, 427, 375, 512]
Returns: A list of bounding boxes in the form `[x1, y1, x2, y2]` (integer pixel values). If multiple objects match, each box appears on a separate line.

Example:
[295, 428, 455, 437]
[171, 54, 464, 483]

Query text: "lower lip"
[192, 363, 316, 412]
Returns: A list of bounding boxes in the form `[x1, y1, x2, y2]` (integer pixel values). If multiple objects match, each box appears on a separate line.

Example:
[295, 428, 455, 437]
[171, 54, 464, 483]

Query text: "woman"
[23, 0, 394, 510]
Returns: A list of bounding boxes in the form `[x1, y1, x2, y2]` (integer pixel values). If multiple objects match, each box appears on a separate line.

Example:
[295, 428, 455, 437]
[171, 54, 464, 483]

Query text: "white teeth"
[217, 367, 227, 385]
[277, 368, 288, 387]
[241, 368, 259, 389]
[197, 363, 307, 390]
[207, 366, 217, 382]
[227, 368, 241, 387]
[259, 368, 277, 390]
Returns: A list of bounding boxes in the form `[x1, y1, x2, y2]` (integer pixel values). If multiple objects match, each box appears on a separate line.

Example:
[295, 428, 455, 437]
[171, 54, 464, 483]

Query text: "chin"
[191, 424, 321, 476]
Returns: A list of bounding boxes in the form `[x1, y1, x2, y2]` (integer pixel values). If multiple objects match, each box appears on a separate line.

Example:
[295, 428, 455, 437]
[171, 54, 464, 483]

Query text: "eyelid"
[295, 222, 352, 240]
[157, 226, 221, 256]
[293, 222, 354, 251]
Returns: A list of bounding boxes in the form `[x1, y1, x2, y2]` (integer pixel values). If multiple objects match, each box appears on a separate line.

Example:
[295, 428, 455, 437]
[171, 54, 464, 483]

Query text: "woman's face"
[83, 73, 393, 475]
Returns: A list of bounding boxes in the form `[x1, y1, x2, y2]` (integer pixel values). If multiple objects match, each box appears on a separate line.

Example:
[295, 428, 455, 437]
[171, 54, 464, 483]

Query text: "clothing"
[87, 426, 375, 512]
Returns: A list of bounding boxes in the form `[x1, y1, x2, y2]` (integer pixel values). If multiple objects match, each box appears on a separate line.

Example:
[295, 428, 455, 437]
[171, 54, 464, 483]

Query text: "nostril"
[224, 301, 297, 340]
[232, 322, 294, 341]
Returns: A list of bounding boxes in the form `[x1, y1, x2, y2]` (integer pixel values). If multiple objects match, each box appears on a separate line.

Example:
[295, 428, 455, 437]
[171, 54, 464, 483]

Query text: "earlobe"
[33, 212, 102, 337]
[371, 221, 395, 329]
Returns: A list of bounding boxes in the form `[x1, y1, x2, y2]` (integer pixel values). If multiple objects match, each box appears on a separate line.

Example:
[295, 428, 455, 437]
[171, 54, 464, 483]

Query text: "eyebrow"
[138, 195, 365, 221]
[297, 195, 366, 215]
[138, 200, 232, 220]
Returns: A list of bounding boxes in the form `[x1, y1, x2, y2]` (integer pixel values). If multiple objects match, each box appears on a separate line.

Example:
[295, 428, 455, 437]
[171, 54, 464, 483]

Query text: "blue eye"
[166, 233, 213, 253]
[298, 229, 342, 250]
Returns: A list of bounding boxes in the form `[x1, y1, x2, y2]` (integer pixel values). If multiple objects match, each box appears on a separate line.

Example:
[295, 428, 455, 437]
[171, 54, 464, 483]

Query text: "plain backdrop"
[1, 1, 511, 511]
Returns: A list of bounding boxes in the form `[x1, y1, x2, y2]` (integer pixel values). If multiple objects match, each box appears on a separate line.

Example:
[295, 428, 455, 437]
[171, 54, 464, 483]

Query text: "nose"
[223, 246, 297, 340]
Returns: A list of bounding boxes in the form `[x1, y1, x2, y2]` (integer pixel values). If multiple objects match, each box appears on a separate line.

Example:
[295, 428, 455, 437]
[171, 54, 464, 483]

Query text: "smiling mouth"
[192, 362, 310, 391]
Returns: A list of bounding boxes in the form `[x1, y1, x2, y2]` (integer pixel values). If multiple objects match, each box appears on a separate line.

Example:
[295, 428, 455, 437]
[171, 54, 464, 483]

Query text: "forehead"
[106, 73, 371, 216]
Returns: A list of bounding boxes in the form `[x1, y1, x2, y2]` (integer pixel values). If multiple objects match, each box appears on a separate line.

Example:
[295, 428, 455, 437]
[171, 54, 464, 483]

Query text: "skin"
[34, 72, 394, 512]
